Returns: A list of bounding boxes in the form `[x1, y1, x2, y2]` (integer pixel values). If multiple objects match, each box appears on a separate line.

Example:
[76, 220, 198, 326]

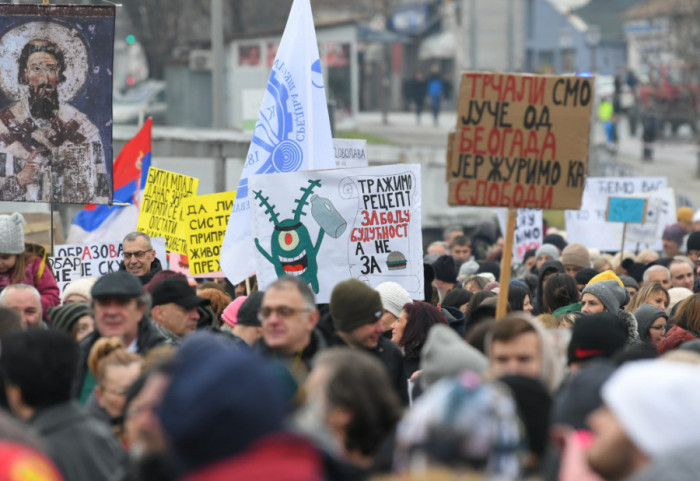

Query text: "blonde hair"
[625, 281, 669, 313]
[88, 337, 142, 384]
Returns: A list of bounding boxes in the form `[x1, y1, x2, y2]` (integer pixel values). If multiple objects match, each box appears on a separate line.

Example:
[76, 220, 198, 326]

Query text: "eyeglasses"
[649, 325, 666, 332]
[123, 250, 152, 260]
[258, 305, 311, 321]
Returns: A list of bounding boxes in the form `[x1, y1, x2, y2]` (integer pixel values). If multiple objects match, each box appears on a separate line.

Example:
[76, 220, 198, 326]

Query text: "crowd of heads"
[0, 212, 699, 480]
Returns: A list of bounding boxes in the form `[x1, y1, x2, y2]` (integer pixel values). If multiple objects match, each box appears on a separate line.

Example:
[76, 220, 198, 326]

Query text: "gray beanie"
[582, 280, 629, 313]
[419, 324, 488, 390]
[0, 213, 25, 254]
[634, 304, 668, 341]
[375, 282, 412, 318]
[535, 243, 559, 261]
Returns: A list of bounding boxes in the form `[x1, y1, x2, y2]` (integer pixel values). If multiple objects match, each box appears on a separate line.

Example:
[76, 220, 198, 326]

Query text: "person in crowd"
[254, 276, 326, 399]
[74, 271, 171, 404]
[542, 273, 580, 316]
[625, 281, 669, 313]
[534, 244, 559, 272]
[223, 291, 263, 347]
[157, 332, 323, 480]
[196, 287, 231, 326]
[86, 337, 143, 440]
[425, 241, 448, 259]
[122, 360, 175, 480]
[426, 64, 444, 126]
[620, 275, 640, 300]
[1, 329, 126, 480]
[486, 313, 563, 394]
[0, 213, 59, 319]
[49, 302, 94, 342]
[587, 360, 700, 481]
[391, 375, 523, 479]
[462, 274, 488, 293]
[448, 235, 477, 272]
[375, 281, 412, 336]
[669, 256, 695, 290]
[390, 301, 448, 378]
[636, 249, 659, 265]
[118, 232, 162, 284]
[574, 267, 598, 291]
[634, 304, 668, 347]
[515, 248, 537, 277]
[326, 279, 408, 405]
[658, 294, 700, 353]
[533, 260, 565, 315]
[220, 295, 246, 331]
[464, 290, 496, 332]
[430, 255, 457, 302]
[441, 287, 472, 315]
[560, 243, 592, 277]
[686, 231, 700, 270]
[581, 275, 640, 345]
[150, 278, 211, 341]
[442, 225, 464, 245]
[0, 283, 46, 328]
[507, 284, 533, 313]
[662, 224, 686, 258]
[668, 287, 694, 315]
[296, 348, 402, 479]
[61, 277, 96, 305]
[567, 313, 629, 373]
[408, 71, 426, 125]
[642, 264, 672, 289]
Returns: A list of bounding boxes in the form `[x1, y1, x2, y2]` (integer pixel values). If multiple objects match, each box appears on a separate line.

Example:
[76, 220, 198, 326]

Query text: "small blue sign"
[607, 197, 647, 223]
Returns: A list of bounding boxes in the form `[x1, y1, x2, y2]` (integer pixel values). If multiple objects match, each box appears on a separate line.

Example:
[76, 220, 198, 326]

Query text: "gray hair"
[442, 225, 464, 241]
[123, 231, 153, 250]
[0, 283, 42, 311]
[671, 255, 695, 272]
[266, 276, 316, 310]
[643, 265, 671, 284]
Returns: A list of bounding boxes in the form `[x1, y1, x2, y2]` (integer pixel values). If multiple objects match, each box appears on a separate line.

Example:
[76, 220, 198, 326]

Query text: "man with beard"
[0, 39, 104, 202]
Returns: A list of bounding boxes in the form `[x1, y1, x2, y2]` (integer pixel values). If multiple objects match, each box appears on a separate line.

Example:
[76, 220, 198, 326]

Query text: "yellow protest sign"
[136, 167, 199, 254]
[181, 191, 236, 275]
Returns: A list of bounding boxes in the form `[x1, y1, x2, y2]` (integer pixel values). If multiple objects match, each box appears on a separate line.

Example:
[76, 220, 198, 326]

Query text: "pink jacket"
[0, 255, 60, 320]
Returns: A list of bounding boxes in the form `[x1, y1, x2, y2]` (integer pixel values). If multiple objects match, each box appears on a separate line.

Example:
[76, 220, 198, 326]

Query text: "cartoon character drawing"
[254, 179, 346, 294]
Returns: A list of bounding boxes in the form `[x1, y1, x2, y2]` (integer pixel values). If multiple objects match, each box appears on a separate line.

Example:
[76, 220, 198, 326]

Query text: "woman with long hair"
[391, 301, 448, 378]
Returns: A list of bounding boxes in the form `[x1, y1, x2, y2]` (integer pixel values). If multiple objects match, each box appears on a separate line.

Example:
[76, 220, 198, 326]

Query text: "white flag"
[219, 0, 335, 284]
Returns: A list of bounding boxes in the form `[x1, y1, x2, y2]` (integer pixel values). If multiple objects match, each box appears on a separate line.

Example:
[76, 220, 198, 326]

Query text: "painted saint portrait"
[0, 5, 114, 204]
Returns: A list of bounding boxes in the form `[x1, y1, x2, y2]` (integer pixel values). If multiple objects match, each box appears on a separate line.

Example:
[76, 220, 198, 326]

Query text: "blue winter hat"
[158, 332, 286, 473]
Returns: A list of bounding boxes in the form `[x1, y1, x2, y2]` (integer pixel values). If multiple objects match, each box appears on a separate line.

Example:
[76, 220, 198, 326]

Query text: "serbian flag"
[219, 0, 335, 284]
[67, 118, 152, 243]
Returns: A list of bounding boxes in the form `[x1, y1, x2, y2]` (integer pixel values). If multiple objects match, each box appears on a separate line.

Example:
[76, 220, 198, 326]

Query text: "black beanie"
[621, 258, 646, 284]
[688, 232, 700, 252]
[49, 303, 92, 333]
[431, 255, 457, 283]
[574, 267, 599, 286]
[477, 261, 501, 282]
[236, 291, 264, 327]
[567, 312, 628, 365]
[542, 233, 567, 251]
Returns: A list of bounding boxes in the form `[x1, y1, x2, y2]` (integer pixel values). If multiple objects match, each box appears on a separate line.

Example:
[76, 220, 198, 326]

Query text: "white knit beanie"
[61, 277, 98, 304]
[603, 360, 700, 458]
[0, 213, 25, 254]
[375, 281, 412, 317]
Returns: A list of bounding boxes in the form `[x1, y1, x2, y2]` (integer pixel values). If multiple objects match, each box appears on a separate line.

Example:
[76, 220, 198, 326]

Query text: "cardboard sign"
[180, 191, 237, 275]
[0, 5, 115, 204]
[565, 177, 670, 250]
[448, 73, 593, 209]
[137, 168, 199, 254]
[250, 164, 423, 303]
[606, 197, 647, 223]
[51, 238, 167, 296]
[334, 138, 368, 168]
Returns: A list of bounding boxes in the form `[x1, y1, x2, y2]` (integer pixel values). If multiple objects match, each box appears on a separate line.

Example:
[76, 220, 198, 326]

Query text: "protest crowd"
[1, 207, 700, 481]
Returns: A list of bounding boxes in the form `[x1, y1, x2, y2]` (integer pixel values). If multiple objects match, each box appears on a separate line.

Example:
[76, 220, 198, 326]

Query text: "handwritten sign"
[250, 164, 423, 303]
[137, 168, 199, 254]
[50, 238, 167, 296]
[448, 73, 593, 209]
[606, 197, 647, 224]
[180, 191, 236, 275]
[496, 208, 543, 263]
[334, 138, 368, 168]
[566, 177, 671, 250]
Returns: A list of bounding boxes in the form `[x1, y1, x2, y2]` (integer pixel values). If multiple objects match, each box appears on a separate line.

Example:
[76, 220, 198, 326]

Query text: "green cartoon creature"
[254, 179, 346, 294]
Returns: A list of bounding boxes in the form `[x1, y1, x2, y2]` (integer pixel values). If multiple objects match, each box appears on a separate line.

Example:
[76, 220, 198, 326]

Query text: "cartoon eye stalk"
[254, 179, 346, 294]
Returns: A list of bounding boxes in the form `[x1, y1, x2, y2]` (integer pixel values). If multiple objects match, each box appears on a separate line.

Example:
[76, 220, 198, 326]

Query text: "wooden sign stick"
[497, 208, 517, 320]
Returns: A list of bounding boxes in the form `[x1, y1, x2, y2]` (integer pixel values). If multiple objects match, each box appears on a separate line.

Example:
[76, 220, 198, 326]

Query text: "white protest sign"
[496, 208, 543, 263]
[625, 188, 676, 245]
[51, 238, 167, 296]
[250, 164, 423, 303]
[565, 177, 669, 251]
[334, 138, 368, 168]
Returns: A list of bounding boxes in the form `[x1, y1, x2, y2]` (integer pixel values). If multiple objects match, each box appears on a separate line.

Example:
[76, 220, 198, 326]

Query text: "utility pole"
[211, 0, 226, 193]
